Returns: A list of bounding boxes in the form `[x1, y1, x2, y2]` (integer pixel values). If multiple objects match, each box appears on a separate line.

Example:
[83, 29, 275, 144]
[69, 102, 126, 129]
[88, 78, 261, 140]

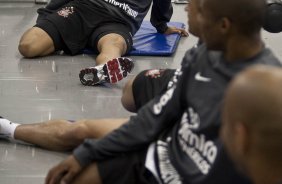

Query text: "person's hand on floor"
[165, 26, 189, 36]
[45, 155, 82, 184]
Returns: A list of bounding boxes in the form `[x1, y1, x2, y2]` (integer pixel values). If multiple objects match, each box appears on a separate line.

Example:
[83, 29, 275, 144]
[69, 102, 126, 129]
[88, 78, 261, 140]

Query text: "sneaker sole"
[79, 68, 100, 86]
[79, 57, 134, 86]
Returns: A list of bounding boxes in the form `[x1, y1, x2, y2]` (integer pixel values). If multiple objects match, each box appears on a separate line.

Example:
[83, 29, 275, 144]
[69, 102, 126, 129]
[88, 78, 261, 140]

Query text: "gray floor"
[0, 2, 281, 184]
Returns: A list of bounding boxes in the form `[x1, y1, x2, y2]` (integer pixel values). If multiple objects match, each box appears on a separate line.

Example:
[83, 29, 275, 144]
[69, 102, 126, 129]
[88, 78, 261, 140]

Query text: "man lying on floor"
[18, 0, 188, 86]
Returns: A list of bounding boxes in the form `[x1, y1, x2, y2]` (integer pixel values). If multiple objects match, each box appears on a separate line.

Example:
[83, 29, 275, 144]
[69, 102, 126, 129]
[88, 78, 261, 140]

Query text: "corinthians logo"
[57, 6, 74, 18]
[178, 108, 218, 174]
[145, 69, 165, 78]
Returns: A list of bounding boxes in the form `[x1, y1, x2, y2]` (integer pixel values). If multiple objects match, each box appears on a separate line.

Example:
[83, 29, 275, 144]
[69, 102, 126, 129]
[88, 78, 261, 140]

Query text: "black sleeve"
[73, 66, 190, 167]
[150, 0, 173, 33]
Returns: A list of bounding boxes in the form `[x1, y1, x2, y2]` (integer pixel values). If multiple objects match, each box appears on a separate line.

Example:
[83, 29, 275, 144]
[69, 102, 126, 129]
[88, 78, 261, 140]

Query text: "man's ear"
[219, 17, 231, 34]
[234, 122, 250, 156]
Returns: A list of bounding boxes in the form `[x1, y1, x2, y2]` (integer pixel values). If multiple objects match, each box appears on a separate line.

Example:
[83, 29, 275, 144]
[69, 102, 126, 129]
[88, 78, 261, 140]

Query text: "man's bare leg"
[95, 33, 127, 65]
[18, 27, 55, 58]
[121, 76, 138, 113]
[0, 118, 127, 151]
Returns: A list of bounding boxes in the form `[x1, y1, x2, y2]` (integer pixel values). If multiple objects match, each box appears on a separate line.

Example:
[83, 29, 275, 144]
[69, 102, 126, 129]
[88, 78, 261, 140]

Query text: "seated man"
[18, 0, 188, 86]
[221, 65, 282, 184]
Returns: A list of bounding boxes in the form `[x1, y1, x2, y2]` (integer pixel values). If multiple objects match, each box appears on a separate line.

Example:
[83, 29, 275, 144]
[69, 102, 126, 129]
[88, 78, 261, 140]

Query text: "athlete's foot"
[0, 117, 18, 139]
[79, 57, 134, 86]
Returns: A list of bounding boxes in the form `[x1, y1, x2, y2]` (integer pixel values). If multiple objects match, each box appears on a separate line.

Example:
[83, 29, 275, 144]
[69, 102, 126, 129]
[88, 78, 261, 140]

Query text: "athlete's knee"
[59, 120, 90, 143]
[111, 35, 127, 48]
[121, 77, 136, 112]
[18, 30, 44, 58]
[18, 27, 53, 58]
[98, 34, 127, 55]
[18, 39, 38, 58]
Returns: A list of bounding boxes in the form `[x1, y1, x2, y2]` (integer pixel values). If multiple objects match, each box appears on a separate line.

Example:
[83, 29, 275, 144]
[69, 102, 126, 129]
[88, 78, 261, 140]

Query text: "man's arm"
[150, 0, 188, 36]
[150, 0, 173, 33]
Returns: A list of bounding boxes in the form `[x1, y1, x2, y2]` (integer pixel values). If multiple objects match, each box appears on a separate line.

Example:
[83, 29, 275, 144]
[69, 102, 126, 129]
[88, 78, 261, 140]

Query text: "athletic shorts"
[35, 0, 133, 55]
[97, 149, 159, 184]
[132, 69, 176, 110]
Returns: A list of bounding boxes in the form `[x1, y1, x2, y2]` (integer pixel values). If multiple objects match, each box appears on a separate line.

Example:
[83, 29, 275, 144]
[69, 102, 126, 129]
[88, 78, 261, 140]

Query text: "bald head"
[202, 0, 266, 35]
[224, 65, 282, 168]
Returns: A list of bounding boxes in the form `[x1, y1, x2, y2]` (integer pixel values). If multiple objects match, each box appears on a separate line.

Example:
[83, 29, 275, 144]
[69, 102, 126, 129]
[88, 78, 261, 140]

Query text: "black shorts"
[97, 149, 158, 184]
[132, 69, 176, 110]
[35, 0, 133, 55]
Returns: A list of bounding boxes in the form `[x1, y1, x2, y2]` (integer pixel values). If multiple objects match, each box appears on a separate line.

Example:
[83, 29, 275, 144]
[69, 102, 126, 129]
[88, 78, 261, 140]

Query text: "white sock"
[0, 118, 20, 139]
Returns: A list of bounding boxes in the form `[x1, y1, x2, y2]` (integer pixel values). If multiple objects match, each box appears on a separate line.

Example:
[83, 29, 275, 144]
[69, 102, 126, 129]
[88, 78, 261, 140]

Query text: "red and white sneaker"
[79, 57, 134, 86]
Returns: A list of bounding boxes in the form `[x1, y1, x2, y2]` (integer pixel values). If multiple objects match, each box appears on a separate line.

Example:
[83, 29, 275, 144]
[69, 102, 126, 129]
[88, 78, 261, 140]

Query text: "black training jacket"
[74, 44, 281, 184]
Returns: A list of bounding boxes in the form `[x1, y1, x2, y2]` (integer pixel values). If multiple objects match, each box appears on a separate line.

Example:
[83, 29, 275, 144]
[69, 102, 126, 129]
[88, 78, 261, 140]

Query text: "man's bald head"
[201, 0, 266, 35]
[223, 65, 282, 169]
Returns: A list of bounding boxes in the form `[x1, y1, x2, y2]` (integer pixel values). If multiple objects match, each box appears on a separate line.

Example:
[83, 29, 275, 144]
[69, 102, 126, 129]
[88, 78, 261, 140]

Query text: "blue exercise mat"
[83, 21, 185, 56]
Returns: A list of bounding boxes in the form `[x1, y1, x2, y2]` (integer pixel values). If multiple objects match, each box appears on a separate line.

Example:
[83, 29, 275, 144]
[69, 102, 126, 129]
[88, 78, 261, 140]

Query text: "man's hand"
[164, 26, 189, 36]
[45, 155, 82, 184]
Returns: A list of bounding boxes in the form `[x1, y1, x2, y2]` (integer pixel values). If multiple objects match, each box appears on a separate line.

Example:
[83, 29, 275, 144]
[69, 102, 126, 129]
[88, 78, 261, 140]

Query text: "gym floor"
[0, 2, 281, 184]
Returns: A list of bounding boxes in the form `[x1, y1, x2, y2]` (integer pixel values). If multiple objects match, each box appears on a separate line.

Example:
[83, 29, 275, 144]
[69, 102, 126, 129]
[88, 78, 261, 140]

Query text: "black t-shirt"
[37, 0, 172, 35]
[88, 0, 172, 34]
[73, 44, 281, 184]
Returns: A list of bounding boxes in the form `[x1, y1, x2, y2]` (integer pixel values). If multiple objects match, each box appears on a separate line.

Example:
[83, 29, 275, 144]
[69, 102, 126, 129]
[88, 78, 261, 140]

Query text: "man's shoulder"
[181, 43, 223, 68]
[182, 43, 207, 62]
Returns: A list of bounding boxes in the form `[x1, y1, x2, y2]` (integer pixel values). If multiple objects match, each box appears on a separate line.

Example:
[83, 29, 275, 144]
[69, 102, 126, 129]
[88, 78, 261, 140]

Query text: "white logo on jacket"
[157, 140, 182, 184]
[178, 107, 218, 175]
[153, 68, 183, 115]
[180, 108, 200, 129]
[153, 87, 175, 114]
[104, 0, 138, 18]
[195, 72, 211, 82]
[167, 69, 182, 88]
